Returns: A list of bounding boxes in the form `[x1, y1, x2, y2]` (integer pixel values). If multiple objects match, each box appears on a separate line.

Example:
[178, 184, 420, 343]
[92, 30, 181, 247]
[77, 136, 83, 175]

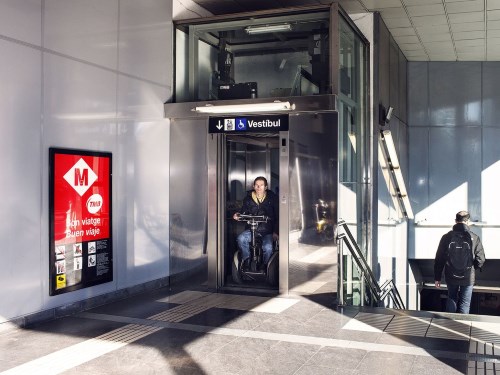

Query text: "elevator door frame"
[207, 131, 289, 294]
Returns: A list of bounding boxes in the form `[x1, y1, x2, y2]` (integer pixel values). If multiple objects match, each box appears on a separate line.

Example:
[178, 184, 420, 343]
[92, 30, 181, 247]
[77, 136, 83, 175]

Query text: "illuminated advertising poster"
[49, 148, 112, 295]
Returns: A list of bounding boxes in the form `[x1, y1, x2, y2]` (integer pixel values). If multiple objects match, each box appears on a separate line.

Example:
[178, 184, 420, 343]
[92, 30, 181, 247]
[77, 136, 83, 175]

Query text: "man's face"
[254, 180, 266, 195]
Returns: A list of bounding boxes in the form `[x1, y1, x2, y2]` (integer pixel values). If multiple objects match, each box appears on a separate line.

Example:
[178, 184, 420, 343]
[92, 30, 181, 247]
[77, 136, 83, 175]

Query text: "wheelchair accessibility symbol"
[236, 118, 247, 131]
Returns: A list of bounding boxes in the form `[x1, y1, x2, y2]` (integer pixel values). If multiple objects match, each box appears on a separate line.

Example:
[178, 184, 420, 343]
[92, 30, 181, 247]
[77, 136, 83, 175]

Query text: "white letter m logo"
[63, 158, 98, 196]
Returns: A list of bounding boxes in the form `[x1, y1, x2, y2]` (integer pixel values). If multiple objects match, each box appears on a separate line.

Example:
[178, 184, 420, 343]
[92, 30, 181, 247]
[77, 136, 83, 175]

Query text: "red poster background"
[53, 153, 110, 244]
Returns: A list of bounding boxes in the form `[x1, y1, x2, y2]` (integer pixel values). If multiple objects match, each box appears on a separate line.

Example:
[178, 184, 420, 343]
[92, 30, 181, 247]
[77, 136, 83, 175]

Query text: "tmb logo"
[63, 158, 98, 196]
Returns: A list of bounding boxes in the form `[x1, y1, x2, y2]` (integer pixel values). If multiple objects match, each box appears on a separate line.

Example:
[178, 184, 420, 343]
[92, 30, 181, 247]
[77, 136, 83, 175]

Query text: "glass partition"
[337, 16, 370, 306]
[174, 9, 330, 102]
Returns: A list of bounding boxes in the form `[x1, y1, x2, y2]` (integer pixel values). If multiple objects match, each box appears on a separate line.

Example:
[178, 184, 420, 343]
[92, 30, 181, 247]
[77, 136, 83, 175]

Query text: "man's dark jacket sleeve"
[434, 233, 449, 282]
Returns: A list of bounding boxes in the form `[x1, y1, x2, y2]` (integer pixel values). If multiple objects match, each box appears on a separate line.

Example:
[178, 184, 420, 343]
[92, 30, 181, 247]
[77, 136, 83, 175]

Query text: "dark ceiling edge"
[173, 4, 333, 25]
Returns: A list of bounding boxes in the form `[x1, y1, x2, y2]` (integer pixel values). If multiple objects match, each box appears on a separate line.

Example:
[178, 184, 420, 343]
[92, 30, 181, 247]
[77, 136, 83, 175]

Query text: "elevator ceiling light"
[245, 23, 292, 35]
[193, 101, 295, 114]
[379, 130, 414, 219]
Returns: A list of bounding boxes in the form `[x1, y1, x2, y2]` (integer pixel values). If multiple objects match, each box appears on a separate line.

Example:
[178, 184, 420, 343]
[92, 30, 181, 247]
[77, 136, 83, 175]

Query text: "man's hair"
[455, 210, 470, 223]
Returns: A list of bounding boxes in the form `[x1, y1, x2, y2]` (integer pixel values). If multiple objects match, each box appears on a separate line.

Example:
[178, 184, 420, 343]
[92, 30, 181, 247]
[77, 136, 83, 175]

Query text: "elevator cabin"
[207, 107, 338, 294]
[166, 5, 369, 296]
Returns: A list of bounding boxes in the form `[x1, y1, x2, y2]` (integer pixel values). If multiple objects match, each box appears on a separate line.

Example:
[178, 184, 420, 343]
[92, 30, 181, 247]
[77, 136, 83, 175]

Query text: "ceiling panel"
[419, 33, 451, 42]
[446, 0, 484, 13]
[411, 15, 448, 27]
[361, 0, 401, 8]
[451, 22, 484, 32]
[390, 27, 416, 36]
[449, 12, 484, 23]
[416, 24, 450, 35]
[454, 31, 485, 40]
[406, 4, 445, 17]
[405, 0, 441, 5]
[488, 9, 500, 20]
[186, 0, 498, 61]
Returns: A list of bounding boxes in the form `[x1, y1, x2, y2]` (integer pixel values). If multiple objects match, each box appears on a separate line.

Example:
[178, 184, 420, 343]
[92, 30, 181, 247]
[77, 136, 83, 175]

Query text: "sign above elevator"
[208, 114, 289, 133]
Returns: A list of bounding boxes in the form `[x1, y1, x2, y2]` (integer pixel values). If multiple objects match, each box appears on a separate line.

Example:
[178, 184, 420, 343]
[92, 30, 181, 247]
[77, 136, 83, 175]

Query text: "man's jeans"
[236, 230, 273, 264]
[446, 284, 473, 314]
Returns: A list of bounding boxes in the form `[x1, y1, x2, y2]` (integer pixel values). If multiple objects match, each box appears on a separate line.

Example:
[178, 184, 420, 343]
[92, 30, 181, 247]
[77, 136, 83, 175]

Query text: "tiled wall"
[0, 0, 173, 322]
[408, 62, 500, 261]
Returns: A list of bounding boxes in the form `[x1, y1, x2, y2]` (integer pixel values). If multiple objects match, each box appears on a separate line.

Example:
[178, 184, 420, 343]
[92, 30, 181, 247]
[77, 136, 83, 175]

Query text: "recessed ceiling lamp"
[245, 23, 292, 35]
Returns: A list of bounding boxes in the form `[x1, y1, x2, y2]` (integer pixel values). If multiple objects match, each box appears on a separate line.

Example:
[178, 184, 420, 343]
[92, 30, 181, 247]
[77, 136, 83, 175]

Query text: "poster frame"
[49, 147, 113, 296]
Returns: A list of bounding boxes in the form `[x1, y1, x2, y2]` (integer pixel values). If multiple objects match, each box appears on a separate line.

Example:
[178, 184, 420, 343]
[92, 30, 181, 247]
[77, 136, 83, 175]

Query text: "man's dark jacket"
[240, 190, 278, 236]
[434, 223, 486, 286]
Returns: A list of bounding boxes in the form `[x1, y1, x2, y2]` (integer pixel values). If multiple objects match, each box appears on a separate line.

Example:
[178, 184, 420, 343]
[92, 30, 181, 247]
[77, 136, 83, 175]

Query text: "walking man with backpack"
[434, 211, 485, 314]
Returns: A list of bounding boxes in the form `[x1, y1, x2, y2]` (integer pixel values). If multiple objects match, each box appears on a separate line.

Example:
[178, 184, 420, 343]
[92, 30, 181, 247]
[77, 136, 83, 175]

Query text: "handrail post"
[337, 236, 344, 306]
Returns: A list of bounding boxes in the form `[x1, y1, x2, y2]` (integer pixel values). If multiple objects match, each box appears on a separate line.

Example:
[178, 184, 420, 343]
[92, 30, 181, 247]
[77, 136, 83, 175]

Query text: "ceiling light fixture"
[193, 101, 295, 114]
[245, 23, 292, 35]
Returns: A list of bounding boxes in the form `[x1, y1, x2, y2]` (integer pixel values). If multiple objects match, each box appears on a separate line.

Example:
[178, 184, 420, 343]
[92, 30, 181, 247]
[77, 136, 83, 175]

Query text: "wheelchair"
[231, 214, 279, 286]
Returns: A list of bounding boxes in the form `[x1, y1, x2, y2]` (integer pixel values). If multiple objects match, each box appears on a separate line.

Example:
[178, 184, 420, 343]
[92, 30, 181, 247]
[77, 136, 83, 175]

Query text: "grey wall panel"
[119, 0, 172, 85]
[115, 120, 170, 289]
[378, 18, 390, 107]
[0, 0, 173, 323]
[0, 0, 41, 46]
[408, 62, 429, 126]
[169, 119, 207, 276]
[45, 0, 118, 70]
[428, 127, 482, 218]
[399, 50, 407, 124]
[389, 37, 399, 119]
[482, 128, 500, 229]
[429, 62, 481, 126]
[483, 127, 500, 173]
[482, 62, 500, 127]
[0, 40, 42, 320]
[408, 127, 429, 216]
[481, 127, 500, 259]
[397, 121, 409, 184]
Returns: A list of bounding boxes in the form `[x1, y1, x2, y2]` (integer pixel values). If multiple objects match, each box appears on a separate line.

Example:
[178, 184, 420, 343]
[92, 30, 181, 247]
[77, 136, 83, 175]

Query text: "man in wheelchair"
[232, 176, 279, 271]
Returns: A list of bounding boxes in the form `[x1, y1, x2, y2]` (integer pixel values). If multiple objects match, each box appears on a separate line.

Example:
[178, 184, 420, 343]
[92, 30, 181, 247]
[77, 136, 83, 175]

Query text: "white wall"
[0, 0, 172, 323]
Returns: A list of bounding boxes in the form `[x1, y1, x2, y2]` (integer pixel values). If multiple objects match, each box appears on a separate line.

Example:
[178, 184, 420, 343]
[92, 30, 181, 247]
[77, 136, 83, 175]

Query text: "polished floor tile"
[1, 287, 500, 375]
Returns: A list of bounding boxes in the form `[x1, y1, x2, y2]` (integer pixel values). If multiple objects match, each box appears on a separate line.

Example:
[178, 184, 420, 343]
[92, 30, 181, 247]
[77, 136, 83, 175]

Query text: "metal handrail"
[337, 220, 405, 309]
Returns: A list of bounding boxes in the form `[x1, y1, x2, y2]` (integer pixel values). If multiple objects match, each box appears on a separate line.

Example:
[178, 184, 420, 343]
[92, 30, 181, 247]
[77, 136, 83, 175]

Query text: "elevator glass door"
[224, 134, 280, 290]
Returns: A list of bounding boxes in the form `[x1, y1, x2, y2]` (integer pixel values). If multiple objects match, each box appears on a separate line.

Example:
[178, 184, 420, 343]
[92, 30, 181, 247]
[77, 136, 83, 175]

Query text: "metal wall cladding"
[408, 127, 429, 217]
[408, 61, 500, 261]
[169, 119, 208, 276]
[428, 62, 482, 127]
[408, 62, 429, 126]
[428, 127, 482, 213]
[398, 50, 408, 124]
[0, 0, 173, 322]
[0, 40, 43, 319]
[482, 62, 500, 127]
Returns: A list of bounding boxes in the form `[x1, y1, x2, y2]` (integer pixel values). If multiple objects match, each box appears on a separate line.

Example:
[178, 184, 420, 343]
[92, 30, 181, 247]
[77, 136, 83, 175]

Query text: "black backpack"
[446, 231, 473, 279]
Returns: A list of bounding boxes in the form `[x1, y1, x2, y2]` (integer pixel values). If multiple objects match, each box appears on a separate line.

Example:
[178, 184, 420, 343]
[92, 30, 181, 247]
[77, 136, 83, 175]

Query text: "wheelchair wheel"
[232, 250, 243, 284]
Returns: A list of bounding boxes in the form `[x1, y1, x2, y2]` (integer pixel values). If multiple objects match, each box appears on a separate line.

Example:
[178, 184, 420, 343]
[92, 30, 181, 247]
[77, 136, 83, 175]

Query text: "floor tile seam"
[75, 312, 500, 363]
[0, 325, 152, 375]
[297, 344, 329, 372]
